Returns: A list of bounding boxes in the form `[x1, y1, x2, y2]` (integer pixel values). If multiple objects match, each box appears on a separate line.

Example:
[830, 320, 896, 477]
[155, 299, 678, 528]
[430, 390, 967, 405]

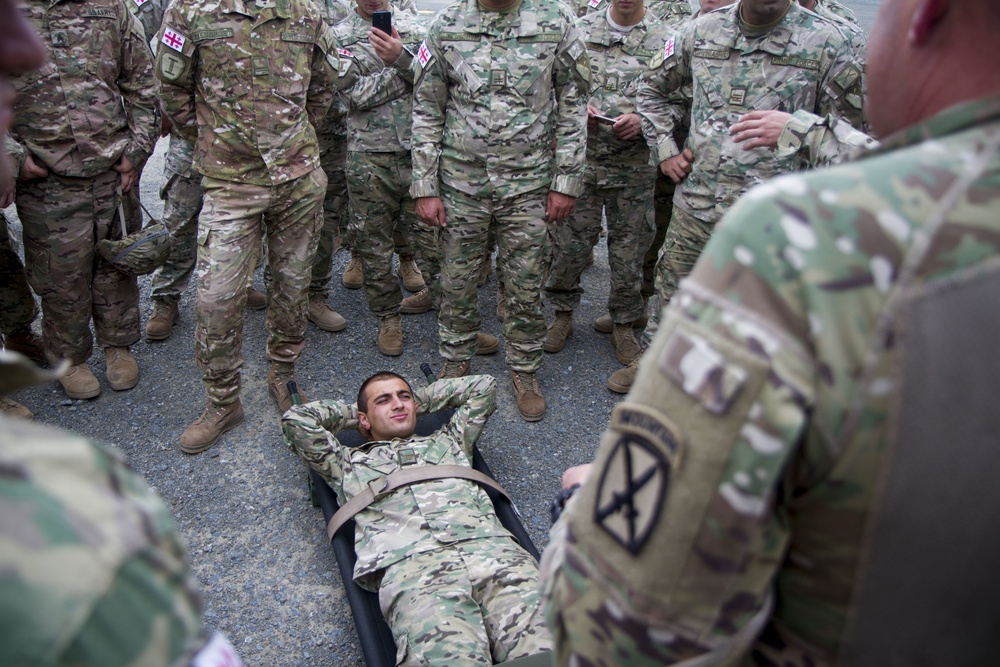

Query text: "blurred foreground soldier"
[0, 350, 245, 667]
[7, 0, 159, 400]
[0, 0, 45, 190]
[541, 0, 1000, 663]
[284, 372, 551, 665]
[156, 0, 351, 452]
[411, 0, 590, 421]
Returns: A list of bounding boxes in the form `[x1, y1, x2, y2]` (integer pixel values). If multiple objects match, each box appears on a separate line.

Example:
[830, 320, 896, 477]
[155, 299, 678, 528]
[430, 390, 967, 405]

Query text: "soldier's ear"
[358, 411, 372, 432]
[909, 0, 950, 45]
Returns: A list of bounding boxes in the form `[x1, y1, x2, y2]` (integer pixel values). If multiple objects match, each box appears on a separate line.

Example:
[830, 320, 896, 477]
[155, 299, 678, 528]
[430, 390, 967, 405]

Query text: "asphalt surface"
[3, 1, 877, 665]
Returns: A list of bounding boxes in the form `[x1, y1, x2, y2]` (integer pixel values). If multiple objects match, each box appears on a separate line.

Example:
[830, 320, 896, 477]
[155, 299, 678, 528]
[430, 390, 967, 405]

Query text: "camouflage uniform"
[545, 9, 671, 325]
[125, 0, 165, 41]
[283, 375, 552, 665]
[337, 9, 438, 317]
[9, 0, 159, 364]
[541, 94, 1000, 667]
[155, 0, 349, 405]
[637, 0, 864, 316]
[0, 212, 38, 337]
[575, 0, 692, 23]
[149, 135, 202, 306]
[410, 0, 589, 371]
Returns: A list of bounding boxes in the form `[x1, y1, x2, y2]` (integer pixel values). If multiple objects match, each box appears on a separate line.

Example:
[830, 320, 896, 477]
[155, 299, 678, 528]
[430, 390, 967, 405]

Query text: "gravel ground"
[4, 136, 626, 667]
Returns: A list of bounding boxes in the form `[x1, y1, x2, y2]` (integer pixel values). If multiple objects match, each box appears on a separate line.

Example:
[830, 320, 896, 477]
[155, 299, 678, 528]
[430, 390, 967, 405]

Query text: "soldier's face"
[700, 0, 735, 11]
[358, 378, 418, 442]
[356, 0, 389, 20]
[740, 0, 790, 21]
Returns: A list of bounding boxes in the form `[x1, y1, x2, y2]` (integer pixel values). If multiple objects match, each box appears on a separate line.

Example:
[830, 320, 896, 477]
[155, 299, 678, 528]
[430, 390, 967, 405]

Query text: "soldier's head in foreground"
[357, 371, 417, 441]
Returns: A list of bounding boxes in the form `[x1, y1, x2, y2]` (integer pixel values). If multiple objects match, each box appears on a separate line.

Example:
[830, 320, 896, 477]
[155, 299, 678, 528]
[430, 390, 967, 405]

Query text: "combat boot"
[543, 311, 574, 353]
[511, 370, 545, 422]
[59, 363, 101, 399]
[105, 346, 139, 391]
[594, 298, 649, 333]
[478, 258, 493, 286]
[180, 400, 245, 454]
[378, 315, 404, 356]
[308, 297, 347, 332]
[607, 357, 640, 394]
[2, 327, 46, 363]
[611, 324, 642, 365]
[246, 287, 267, 310]
[437, 359, 471, 380]
[400, 287, 433, 314]
[496, 282, 507, 322]
[146, 300, 179, 341]
[343, 249, 363, 289]
[477, 332, 499, 355]
[1, 397, 33, 420]
[267, 362, 307, 414]
[398, 254, 425, 292]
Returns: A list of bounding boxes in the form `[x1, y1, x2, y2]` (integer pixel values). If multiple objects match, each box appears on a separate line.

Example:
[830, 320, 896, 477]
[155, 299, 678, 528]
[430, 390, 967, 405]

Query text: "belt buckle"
[368, 475, 390, 500]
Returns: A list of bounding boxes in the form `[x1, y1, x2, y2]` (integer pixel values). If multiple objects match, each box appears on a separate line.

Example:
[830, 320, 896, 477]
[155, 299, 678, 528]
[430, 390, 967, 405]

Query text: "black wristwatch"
[550, 483, 580, 525]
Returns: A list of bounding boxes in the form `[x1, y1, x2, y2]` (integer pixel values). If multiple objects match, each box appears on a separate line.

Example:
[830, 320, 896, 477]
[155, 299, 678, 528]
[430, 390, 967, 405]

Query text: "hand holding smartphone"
[372, 10, 391, 35]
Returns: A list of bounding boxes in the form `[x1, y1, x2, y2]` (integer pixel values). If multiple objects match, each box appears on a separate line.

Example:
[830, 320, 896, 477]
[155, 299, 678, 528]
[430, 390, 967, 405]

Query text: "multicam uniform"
[336, 9, 438, 318]
[155, 0, 347, 406]
[546, 8, 675, 328]
[637, 1, 864, 336]
[9, 0, 159, 365]
[283, 375, 551, 665]
[410, 0, 589, 371]
[574, 0, 692, 23]
[0, 212, 38, 339]
[541, 93, 1000, 667]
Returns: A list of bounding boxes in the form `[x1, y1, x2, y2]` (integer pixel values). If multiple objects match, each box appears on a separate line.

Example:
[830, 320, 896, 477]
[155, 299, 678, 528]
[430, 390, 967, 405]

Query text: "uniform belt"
[326, 464, 512, 541]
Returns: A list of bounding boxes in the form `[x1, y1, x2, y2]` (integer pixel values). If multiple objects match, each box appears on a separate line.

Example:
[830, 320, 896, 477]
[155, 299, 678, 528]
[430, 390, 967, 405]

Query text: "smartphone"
[594, 114, 617, 125]
[372, 10, 392, 35]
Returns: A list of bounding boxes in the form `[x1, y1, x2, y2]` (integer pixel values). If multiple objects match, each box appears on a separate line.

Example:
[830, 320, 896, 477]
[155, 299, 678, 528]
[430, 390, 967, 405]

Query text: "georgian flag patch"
[161, 29, 187, 52]
[417, 40, 432, 68]
[132, 0, 150, 6]
[663, 37, 675, 59]
[337, 47, 353, 58]
[588, 0, 601, 7]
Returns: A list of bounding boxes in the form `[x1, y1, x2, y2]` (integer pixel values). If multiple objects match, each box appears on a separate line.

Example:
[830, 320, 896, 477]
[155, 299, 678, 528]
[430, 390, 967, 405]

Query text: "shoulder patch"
[161, 28, 188, 52]
[336, 47, 354, 58]
[416, 40, 433, 68]
[588, 0, 601, 7]
[663, 36, 676, 59]
[132, 0, 150, 8]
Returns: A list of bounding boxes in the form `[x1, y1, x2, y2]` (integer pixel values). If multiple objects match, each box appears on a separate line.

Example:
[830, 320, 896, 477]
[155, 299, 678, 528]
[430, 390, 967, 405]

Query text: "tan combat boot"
[378, 315, 404, 356]
[2, 327, 46, 363]
[607, 357, 640, 394]
[245, 287, 267, 310]
[180, 400, 245, 454]
[543, 311, 574, 353]
[1, 396, 33, 420]
[146, 300, 179, 341]
[437, 359, 471, 380]
[400, 287, 433, 314]
[594, 297, 649, 333]
[308, 297, 347, 332]
[105, 346, 138, 391]
[398, 254, 425, 292]
[511, 370, 545, 422]
[496, 282, 506, 322]
[611, 324, 642, 365]
[267, 362, 307, 414]
[59, 363, 101, 399]
[477, 333, 499, 355]
[343, 249, 363, 289]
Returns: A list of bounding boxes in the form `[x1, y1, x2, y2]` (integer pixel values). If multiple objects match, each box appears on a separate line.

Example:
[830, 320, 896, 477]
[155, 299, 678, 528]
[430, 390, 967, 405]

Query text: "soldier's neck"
[739, 0, 790, 37]
[478, 0, 521, 13]
[798, 0, 816, 10]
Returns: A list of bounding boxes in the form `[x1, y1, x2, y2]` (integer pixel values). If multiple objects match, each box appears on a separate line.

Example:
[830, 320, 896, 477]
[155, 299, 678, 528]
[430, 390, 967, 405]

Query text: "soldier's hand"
[113, 154, 138, 193]
[0, 185, 12, 208]
[416, 196, 446, 227]
[730, 110, 792, 150]
[19, 153, 48, 181]
[370, 26, 403, 66]
[546, 191, 575, 223]
[161, 112, 174, 138]
[660, 148, 694, 184]
[586, 104, 601, 130]
[562, 464, 593, 490]
[612, 113, 642, 142]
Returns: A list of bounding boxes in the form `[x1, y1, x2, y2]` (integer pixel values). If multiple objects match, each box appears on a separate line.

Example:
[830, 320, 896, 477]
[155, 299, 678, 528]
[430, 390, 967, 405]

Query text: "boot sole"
[615, 349, 641, 366]
[309, 315, 348, 332]
[378, 343, 404, 356]
[343, 279, 363, 289]
[180, 409, 245, 455]
[517, 406, 545, 422]
[108, 375, 139, 391]
[607, 378, 632, 394]
[145, 329, 173, 341]
[61, 383, 101, 400]
[400, 303, 433, 314]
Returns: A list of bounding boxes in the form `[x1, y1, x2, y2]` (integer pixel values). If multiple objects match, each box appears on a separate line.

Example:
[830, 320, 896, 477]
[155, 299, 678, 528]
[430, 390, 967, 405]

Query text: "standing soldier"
[411, 0, 590, 422]
[156, 0, 350, 453]
[7, 0, 159, 400]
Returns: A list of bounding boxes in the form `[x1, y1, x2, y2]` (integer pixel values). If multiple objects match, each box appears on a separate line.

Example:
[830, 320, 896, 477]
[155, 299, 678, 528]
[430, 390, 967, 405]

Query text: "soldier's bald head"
[867, 0, 1000, 138]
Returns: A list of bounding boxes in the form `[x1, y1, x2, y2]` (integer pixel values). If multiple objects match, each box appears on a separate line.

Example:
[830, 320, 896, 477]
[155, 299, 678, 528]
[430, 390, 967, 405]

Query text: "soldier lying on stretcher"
[282, 372, 551, 666]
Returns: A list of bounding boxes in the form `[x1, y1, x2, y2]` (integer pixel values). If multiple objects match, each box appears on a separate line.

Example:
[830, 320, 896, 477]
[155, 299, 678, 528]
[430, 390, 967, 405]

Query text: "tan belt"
[326, 464, 512, 541]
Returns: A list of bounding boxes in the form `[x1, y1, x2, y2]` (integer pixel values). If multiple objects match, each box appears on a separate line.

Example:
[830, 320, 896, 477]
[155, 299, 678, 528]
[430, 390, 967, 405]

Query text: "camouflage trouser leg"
[310, 139, 347, 298]
[642, 206, 715, 347]
[0, 212, 38, 335]
[546, 181, 654, 322]
[379, 538, 552, 666]
[17, 170, 140, 364]
[195, 170, 325, 405]
[642, 173, 676, 299]
[150, 171, 202, 304]
[439, 186, 549, 371]
[392, 222, 412, 255]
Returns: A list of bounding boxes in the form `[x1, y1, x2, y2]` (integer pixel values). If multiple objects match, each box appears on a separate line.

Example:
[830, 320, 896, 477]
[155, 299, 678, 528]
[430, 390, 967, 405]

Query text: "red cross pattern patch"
[588, 0, 601, 7]
[337, 47, 353, 58]
[663, 37, 675, 59]
[132, 0, 150, 6]
[161, 29, 186, 52]
[417, 40, 432, 68]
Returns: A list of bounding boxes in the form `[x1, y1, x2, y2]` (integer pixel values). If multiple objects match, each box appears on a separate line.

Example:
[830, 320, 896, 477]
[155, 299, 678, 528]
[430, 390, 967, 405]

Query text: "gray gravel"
[4, 136, 624, 667]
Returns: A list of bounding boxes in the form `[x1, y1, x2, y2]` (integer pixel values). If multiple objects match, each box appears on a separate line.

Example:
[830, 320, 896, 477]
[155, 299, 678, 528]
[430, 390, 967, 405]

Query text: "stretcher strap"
[326, 465, 512, 541]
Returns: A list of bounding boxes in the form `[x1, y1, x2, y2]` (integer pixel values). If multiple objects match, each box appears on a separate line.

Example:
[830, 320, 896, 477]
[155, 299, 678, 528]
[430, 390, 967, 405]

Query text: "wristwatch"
[549, 483, 580, 525]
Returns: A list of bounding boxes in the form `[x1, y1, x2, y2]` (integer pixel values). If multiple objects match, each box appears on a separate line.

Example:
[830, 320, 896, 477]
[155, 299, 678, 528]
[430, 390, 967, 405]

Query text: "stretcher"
[308, 409, 550, 667]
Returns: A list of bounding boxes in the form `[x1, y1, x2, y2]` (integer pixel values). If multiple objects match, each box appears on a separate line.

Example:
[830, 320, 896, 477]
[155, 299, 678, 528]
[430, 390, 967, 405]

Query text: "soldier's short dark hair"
[357, 371, 411, 413]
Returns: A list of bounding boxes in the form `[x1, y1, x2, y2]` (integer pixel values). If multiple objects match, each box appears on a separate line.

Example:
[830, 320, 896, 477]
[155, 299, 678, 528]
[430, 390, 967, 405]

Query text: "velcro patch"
[416, 40, 432, 68]
[663, 37, 675, 59]
[161, 28, 187, 52]
[588, 0, 601, 7]
[158, 51, 188, 81]
[132, 0, 149, 7]
[660, 330, 747, 415]
[337, 47, 353, 58]
[772, 55, 819, 70]
[729, 87, 746, 106]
